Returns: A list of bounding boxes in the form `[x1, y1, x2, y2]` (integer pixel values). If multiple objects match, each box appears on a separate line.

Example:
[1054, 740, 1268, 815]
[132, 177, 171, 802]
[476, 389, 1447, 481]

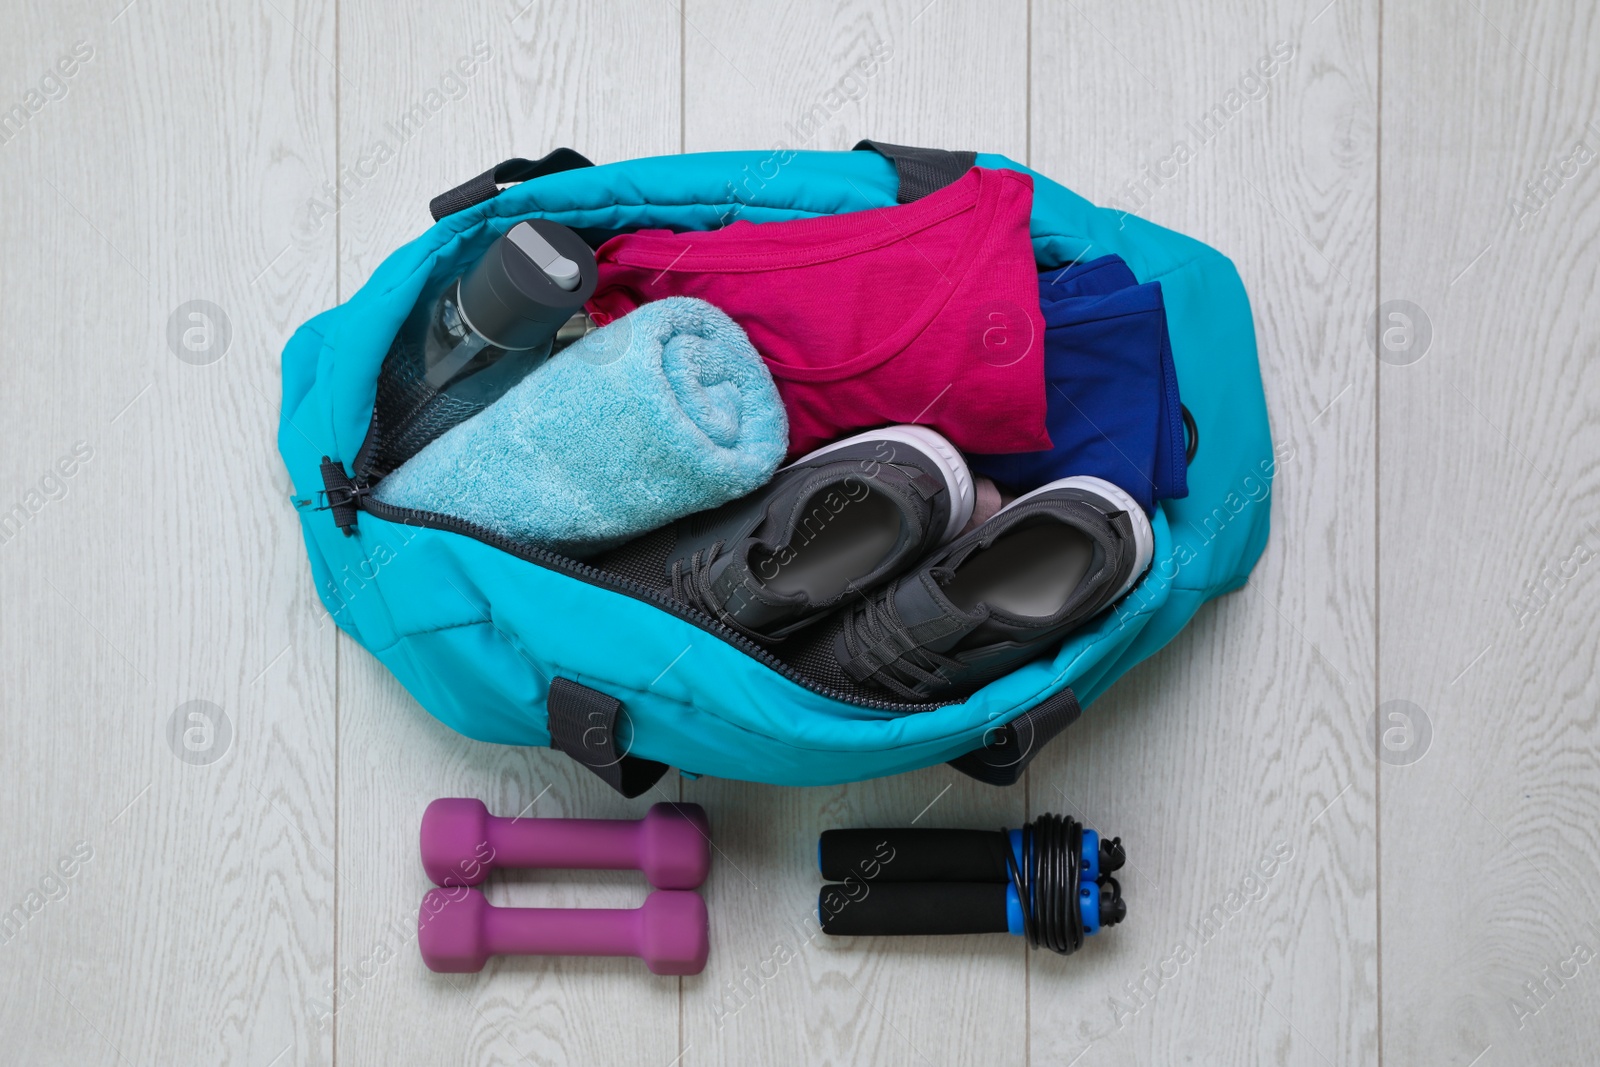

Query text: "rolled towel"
[374, 296, 788, 557]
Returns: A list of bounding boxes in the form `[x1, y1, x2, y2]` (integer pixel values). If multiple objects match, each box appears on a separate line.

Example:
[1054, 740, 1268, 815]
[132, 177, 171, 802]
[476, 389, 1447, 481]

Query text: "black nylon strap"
[852, 139, 977, 203]
[428, 148, 595, 221]
[546, 677, 670, 798]
[948, 687, 1081, 787]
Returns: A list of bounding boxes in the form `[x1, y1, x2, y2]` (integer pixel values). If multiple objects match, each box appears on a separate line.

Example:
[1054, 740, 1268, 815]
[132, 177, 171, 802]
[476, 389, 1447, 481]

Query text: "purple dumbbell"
[420, 799, 711, 890]
[418, 886, 710, 975]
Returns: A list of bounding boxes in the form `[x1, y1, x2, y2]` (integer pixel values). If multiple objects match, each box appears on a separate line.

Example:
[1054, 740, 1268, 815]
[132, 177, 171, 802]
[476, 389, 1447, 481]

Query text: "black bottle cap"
[457, 219, 598, 351]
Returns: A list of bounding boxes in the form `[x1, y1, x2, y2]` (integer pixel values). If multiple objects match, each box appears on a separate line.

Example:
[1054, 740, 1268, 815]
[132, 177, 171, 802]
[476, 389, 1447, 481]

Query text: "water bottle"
[419, 219, 598, 403]
[364, 220, 599, 476]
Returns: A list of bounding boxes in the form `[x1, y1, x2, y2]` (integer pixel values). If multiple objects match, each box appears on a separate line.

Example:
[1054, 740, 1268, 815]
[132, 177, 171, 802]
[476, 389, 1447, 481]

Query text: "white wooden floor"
[3, 1, 1597, 1064]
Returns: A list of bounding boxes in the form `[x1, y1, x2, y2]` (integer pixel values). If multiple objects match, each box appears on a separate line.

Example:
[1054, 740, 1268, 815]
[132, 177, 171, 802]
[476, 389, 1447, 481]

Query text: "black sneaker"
[791, 476, 1154, 701]
[594, 426, 975, 640]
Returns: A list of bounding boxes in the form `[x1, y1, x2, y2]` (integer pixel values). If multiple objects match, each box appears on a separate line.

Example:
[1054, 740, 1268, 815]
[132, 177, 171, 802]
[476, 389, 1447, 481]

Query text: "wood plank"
[0, 0, 339, 1063]
[330, 2, 682, 1064]
[682, 0, 1027, 157]
[680, 1, 1030, 1064]
[1028, 2, 1380, 1063]
[1378, 2, 1600, 1063]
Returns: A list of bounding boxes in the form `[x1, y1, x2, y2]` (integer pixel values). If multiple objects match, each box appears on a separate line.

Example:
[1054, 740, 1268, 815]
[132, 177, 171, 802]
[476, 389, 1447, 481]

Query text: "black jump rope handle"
[817, 819, 1129, 946]
[820, 828, 1012, 883]
[819, 882, 1010, 937]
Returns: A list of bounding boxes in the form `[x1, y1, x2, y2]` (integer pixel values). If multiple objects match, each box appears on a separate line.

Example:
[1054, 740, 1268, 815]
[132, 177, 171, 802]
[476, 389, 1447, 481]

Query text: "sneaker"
[594, 426, 975, 639]
[790, 476, 1154, 701]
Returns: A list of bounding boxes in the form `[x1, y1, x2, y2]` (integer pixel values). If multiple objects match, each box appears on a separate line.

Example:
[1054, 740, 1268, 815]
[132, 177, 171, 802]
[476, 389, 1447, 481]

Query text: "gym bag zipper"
[319, 459, 958, 713]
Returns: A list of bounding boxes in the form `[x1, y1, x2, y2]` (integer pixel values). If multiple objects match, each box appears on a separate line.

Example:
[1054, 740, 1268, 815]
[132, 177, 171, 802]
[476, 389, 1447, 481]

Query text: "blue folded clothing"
[969, 255, 1188, 514]
[374, 296, 788, 556]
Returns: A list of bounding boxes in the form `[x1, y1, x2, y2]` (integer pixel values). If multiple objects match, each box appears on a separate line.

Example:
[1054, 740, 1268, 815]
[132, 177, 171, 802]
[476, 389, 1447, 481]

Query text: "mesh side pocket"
[590, 526, 676, 590]
[777, 625, 881, 699]
[359, 331, 492, 479]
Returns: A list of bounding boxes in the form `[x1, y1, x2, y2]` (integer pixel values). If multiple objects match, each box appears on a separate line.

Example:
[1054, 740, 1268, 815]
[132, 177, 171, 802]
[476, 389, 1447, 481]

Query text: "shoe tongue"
[890, 570, 985, 653]
[707, 540, 806, 630]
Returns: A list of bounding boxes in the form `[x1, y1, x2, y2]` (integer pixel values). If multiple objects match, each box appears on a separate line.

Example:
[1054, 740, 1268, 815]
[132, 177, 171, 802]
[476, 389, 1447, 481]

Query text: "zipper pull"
[317, 457, 369, 535]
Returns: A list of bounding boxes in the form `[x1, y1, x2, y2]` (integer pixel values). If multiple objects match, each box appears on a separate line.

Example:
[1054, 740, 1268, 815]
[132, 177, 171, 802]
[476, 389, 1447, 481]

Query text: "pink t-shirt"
[587, 167, 1051, 459]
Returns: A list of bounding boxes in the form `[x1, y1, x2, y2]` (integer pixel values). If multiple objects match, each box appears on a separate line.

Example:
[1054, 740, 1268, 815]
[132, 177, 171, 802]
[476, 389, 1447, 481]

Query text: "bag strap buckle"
[316, 457, 368, 534]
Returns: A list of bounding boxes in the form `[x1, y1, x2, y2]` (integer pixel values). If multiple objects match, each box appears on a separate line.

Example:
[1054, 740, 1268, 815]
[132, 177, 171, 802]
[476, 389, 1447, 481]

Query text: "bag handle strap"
[546, 677, 670, 798]
[852, 139, 977, 204]
[948, 687, 1081, 787]
[428, 148, 596, 221]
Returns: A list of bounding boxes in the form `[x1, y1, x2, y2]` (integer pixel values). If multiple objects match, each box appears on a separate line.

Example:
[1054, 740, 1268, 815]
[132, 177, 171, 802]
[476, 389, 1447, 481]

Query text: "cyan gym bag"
[277, 142, 1274, 793]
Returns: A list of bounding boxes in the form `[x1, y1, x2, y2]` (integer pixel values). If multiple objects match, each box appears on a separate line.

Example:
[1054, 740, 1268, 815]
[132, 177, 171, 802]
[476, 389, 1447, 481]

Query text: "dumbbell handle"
[479, 902, 650, 959]
[482, 818, 651, 871]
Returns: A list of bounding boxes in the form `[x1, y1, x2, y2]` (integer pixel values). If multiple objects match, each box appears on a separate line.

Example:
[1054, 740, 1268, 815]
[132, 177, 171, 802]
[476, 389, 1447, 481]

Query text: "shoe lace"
[668, 541, 768, 642]
[669, 539, 728, 617]
[839, 574, 965, 701]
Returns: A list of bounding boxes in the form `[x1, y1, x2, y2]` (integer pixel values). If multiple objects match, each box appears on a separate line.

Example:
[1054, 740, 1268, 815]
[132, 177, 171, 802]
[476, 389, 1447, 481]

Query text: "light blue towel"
[374, 297, 788, 557]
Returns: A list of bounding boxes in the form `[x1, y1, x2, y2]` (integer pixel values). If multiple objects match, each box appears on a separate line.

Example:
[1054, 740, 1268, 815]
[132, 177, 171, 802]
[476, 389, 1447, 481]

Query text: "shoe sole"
[999, 475, 1155, 600]
[787, 425, 975, 545]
